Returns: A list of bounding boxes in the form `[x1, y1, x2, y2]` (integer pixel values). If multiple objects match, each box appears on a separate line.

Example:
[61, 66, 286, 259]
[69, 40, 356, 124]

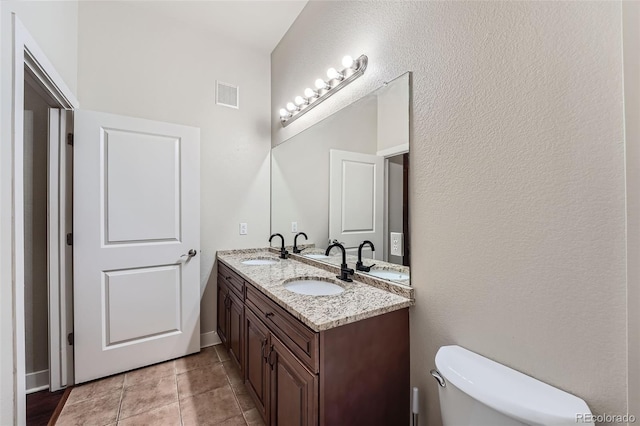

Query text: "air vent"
[216, 81, 239, 109]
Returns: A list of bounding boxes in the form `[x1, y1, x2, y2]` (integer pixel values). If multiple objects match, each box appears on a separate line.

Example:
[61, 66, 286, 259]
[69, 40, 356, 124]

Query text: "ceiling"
[128, 1, 309, 53]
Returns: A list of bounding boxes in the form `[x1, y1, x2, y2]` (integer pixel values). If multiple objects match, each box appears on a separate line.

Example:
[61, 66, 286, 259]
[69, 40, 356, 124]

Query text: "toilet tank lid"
[435, 346, 594, 426]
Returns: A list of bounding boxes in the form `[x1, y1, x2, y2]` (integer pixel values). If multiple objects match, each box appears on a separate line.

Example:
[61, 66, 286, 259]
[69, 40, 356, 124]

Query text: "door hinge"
[67, 332, 74, 346]
[67, 133, 74, 146]
[66, 233, 73, 246]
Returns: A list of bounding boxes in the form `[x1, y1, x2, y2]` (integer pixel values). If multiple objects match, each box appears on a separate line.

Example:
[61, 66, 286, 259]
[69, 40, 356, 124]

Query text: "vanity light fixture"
[304, 87, 319, 98]
[315, 78, 329, 90]
[279, 54, 368, 127]
[326, 67, 344, 81]
[279, 108, 291, 118]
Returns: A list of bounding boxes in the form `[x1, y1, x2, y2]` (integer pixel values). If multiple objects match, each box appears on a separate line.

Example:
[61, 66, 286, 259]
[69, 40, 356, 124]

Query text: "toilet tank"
[434, 346, 594, 426]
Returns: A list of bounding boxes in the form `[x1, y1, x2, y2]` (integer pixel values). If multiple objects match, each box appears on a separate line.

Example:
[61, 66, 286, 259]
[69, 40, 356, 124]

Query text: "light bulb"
[286, 102, 297, 112]
[295, 96, 306, 106]
[315, 78, 328, 90]
[327, 67, 343, 80]
[342, 55, 355, 69]
[304, 88, 317, 98]
[279, 108, 289, 117]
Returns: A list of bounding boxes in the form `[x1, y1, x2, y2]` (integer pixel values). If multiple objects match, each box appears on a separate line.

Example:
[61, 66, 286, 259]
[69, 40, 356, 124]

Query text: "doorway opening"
[11, 15, 79, 425]
[23, 66, 75, 424]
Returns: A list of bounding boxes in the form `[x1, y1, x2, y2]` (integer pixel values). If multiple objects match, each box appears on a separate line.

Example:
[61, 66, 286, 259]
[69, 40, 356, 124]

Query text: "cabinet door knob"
[265, 312, 274, 318]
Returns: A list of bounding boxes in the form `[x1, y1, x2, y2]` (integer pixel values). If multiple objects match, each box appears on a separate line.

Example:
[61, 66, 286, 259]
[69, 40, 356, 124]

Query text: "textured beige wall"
[272, 2, 627, 424]
[78, 2, 272, 337]
[1, 2, 78, 422]
[623, 2, 640, 419]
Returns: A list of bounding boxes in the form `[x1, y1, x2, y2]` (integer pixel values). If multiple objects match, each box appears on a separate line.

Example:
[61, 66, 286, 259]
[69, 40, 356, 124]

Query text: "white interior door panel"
[74, 110, 200, 383]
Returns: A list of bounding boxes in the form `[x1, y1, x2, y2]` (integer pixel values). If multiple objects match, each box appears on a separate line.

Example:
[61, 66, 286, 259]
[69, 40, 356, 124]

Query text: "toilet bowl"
[432, 345, 594, 426]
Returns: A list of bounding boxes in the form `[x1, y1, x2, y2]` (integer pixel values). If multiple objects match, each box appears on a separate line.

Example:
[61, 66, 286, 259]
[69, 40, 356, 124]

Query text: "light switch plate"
[291, 222, 298, 233]
[390, 232, 403, 256]
[239, 223, 248, 235]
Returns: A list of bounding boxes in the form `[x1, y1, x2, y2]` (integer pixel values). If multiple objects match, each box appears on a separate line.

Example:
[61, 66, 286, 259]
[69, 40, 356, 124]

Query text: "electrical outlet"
[291, 222, 298, 233]
[239, 223, 248, 235]
[390, 232, 403, 256]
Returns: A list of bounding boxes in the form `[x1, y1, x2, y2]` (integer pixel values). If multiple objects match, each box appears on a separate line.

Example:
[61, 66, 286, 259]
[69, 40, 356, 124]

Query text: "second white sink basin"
[367, 270, 410, 281]
[284, 279, 344, 296]
[242, 259, 279, 266]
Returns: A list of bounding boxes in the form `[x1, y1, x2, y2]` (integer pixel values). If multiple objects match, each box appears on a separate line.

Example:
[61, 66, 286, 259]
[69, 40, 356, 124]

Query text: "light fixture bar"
[280, 54, 368, 127]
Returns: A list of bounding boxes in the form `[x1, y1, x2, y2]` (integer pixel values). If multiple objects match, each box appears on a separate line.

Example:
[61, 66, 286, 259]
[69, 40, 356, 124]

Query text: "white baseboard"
[201, 331, 221, 348]
[26, 369, 49, 394]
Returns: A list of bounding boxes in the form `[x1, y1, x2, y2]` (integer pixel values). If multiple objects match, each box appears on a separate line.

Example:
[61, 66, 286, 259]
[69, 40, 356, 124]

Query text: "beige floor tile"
[175, 346, 220, 374]
[56, 390, 121, 426]
[215, 415, 247, 425]
[117, 402, 181, 426]
[243, 408, 266, 426]
[215, 344, 231, 362]
[124, 361, 175, 387]
[230, 382, 256, 412]
[222, 361, 243, 385]
[177, 363, 228, 400]
[66, 374, 124, 406]
[180, 385, 242, 426]
[119, 375, 178, 420]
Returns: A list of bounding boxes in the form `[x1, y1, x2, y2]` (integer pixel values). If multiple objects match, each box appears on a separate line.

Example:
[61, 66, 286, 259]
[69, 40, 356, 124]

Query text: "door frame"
[10, 13, 78, 425]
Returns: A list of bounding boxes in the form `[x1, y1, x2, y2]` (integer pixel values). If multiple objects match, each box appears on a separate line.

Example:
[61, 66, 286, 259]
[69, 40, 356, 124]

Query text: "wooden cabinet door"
[216, 277, 228, 346]
[227, 289, 244, 374]
[245, 308, 270, 422]
[269, 335, 318, 426]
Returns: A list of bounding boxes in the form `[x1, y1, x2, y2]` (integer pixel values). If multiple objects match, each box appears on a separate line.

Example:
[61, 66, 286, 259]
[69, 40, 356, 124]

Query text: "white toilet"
[432, 345, 595, 426]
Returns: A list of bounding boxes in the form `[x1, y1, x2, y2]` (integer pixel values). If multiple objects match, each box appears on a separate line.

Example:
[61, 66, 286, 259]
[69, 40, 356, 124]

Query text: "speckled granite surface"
[216, 249, 413, 331]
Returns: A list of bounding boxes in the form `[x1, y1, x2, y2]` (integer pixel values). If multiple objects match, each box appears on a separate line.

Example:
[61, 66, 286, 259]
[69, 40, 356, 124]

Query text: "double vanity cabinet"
[216, 249, 414, 426]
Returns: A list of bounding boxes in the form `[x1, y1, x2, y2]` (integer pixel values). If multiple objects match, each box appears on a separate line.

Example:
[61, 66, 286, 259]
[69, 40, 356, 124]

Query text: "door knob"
[181, 249, 197, 258]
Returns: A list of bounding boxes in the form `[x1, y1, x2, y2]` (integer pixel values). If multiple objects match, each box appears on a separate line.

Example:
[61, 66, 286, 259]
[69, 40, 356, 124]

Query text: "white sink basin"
[241, 259, 278, 266]
[284, 279, 344, 296]
[304, 254, 330, 260]
[367, 270, 410, 281]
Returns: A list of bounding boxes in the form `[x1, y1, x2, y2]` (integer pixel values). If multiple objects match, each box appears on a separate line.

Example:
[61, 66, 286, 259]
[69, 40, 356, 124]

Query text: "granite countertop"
[216, 248, 414, 332]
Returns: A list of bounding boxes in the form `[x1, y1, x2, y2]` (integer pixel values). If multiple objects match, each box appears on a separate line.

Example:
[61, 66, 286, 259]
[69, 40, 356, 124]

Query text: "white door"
[73, 110, 200, 383]
[329, 149, 384, 258]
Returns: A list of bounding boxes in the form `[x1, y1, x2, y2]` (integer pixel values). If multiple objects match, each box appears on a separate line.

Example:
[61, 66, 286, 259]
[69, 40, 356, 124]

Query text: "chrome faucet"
[269, 233, 289, 259]
[293, 232, 308, 253]
[356, 240, 376, 272]
[325, 242, 354, 282]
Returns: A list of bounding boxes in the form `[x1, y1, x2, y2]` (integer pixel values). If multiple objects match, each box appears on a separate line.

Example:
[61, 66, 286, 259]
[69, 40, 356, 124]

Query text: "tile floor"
[56, 344, 264, 426]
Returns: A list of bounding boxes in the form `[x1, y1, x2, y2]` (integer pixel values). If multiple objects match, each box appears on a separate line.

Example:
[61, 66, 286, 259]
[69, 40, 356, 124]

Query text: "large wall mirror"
[271, 72, 410, 284]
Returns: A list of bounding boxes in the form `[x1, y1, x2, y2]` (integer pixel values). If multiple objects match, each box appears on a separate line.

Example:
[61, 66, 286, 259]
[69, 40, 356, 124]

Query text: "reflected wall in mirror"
[271, 72, 411, 284]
